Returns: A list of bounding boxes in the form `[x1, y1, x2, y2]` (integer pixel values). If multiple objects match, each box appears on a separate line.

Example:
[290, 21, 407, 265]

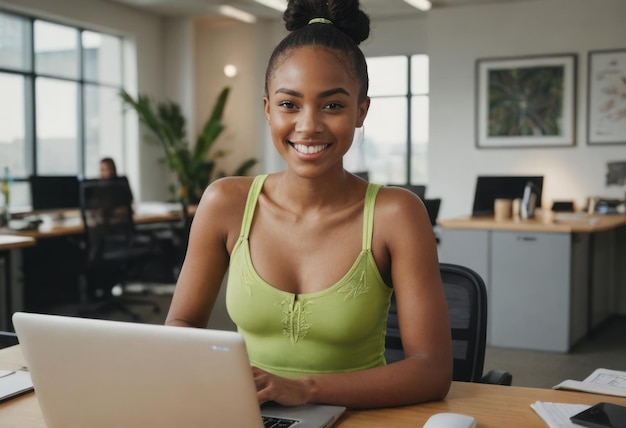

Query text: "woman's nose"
[295, 108, 323, 133]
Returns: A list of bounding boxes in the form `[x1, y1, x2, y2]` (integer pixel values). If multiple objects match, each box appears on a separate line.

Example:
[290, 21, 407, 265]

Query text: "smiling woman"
[165, 0, 451, 411]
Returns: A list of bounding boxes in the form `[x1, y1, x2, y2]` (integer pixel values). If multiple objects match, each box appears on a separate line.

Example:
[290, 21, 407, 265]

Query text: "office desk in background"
[0, 204, 195, 330]
[1, 345, 625, 427]
[438, 213, 626, 352]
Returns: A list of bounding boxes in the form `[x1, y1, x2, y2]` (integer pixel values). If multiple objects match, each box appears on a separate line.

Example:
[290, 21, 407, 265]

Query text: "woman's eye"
[324, 102, 344, 110]
[278, 101, 296, 109]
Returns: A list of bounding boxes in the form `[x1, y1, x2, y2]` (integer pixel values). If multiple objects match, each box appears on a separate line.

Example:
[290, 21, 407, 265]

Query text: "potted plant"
[120, 87, 256, 206]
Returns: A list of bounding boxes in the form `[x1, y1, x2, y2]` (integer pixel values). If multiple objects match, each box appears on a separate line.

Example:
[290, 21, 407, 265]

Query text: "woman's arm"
[165, 178, 249, 328]
[254, 187, 452, 408]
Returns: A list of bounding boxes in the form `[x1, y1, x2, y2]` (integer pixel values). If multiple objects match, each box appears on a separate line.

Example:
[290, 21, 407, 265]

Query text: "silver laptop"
[12, 312, 345, 428]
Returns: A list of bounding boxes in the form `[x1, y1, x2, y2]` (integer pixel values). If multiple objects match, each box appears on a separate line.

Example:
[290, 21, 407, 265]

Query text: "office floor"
[51, 291, 626, 390]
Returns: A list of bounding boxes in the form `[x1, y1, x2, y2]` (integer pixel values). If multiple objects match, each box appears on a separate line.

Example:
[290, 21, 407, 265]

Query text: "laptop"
[12, 312, 346, 428]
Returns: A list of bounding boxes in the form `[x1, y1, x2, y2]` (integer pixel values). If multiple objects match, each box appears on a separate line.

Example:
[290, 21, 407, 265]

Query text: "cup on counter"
[494, 198, 513, 222]
[512, 198, 522, 219]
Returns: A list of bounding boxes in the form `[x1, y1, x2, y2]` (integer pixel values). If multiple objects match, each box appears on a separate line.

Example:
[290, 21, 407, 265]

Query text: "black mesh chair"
[385, 262, 512, 385]
[77, 178, 161, 321]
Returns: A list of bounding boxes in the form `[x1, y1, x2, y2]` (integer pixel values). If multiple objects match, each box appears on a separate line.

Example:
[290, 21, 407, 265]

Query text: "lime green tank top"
[226, 175, 392, 378]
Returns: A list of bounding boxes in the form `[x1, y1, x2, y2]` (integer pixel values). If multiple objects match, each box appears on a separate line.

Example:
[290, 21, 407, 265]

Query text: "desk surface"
[438, 212, 626, 233]
[2, 204, 195, 239]
[1, 345, 625, 428]
[0, 235, 36, 251]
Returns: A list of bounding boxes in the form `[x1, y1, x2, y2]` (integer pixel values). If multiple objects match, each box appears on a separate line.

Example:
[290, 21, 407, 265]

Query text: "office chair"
[77, 178, 161, 321]
[385, 262, 513, 385]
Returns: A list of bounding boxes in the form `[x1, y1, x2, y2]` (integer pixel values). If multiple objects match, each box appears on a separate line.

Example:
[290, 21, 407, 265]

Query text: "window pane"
[36, 77, 78, 174]
[34, 20, 79, 79]
[84, 84, 124, 178]
[367, 56, 408, 96]
[411, 54, 429, 95]
[346, 97, 407, 184]
[0, 73, 27, 177]
[0, 12, 32, 71]
[411, 95, 429, 184]
[82, 31, 122, 86]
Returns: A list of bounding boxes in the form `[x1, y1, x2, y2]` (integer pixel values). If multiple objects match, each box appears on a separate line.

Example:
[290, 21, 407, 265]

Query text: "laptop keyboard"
[262, 415, 299, 427]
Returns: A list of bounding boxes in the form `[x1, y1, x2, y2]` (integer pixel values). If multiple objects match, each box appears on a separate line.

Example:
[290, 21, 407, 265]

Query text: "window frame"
[0, 8, 126, 209]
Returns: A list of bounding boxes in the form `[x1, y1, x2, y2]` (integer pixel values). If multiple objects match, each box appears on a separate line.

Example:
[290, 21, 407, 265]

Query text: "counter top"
[438, 212, 626, 233]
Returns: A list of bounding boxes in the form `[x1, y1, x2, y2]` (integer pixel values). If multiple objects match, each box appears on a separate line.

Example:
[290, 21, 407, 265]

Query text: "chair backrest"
[79, 178, 136, 266]
[385, 262, 487, 383]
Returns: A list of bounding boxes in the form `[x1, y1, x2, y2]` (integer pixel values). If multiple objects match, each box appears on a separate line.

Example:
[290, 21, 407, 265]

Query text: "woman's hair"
[265, 0, 371, 101]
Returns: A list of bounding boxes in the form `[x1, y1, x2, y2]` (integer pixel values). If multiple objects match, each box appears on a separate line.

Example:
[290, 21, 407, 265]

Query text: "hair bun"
[283, 0, 370, 45]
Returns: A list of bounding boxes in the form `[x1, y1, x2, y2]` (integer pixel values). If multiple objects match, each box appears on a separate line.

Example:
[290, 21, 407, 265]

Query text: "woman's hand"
[253, 367, 313, 406]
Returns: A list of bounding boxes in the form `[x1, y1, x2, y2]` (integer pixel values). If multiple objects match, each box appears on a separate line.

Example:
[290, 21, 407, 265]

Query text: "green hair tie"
[308, 17, 333, 25]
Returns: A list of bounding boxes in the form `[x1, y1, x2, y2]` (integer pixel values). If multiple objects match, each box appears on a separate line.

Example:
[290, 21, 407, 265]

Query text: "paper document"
[531, 401, 590, 428]
[0, 369, 34, 402]
[553, 368, 626, 397]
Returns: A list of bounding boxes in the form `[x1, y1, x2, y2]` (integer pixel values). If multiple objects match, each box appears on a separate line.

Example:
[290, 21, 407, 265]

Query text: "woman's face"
[100, 162, 115, 179]
[264, 46, 369, 178]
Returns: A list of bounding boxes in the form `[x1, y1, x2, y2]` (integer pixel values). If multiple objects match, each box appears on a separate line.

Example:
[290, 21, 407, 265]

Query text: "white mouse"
[423, 412, 476, 428]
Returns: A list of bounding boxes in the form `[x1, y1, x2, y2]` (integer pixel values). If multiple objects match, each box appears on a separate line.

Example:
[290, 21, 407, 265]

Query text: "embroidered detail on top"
[337, 258, 370, 301]
[277, 297, 312, 343]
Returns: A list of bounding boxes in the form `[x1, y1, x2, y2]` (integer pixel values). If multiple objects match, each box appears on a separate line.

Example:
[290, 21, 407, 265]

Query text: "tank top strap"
[362, 183, 382, 251]
[240, 174, 268, 239]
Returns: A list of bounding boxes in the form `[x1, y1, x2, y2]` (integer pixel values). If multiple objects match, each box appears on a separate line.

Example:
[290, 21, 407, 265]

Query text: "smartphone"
[570, 402, 626, 428]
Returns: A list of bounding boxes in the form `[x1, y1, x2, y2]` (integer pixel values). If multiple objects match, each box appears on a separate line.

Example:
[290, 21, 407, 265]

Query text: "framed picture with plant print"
[476, 54, 577, 148]
[587, 49, 626, 145]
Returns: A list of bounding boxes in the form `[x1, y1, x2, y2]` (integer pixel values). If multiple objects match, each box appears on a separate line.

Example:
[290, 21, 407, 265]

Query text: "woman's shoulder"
[198, 176, 257, 212]
[374, 184, 430, 225]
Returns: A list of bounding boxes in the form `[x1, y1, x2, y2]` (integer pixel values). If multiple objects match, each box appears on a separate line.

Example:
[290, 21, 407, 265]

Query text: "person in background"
[165, 0, 452, 410]
[99, 157, 118, 180]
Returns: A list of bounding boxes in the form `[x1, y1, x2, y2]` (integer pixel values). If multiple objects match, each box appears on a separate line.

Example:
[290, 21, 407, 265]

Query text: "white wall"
[428, 0, 626, 218]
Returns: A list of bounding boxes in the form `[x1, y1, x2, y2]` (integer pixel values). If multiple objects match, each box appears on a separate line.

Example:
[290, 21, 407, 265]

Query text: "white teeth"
[293, 144, 328, 154]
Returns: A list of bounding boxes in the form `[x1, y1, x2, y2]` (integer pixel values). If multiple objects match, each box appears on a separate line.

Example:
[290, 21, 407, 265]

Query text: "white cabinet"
[439, 228, 588, 352]
[490, 231, 578, 352]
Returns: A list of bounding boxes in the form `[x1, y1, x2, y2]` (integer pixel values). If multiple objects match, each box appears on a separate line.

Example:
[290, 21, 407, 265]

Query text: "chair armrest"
[479, 369, 513, 386]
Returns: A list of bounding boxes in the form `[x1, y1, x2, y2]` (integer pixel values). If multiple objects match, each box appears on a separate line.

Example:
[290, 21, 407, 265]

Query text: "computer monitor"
[29, 175, 81, 212]
[471, 176, 544, 217]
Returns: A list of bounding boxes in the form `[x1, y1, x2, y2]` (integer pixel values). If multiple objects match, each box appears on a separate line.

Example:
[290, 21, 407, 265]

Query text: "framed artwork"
[587, 49, 626, 145]
[476, 54, 577, 148]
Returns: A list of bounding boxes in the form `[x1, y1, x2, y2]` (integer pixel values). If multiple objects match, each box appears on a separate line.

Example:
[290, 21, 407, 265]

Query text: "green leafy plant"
[120, 86, 256, 205]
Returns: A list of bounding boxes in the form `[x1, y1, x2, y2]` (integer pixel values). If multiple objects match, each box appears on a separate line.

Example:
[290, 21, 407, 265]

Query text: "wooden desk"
[5, 205, 194, 239]
[1, 345, 625, 428]
[0, 236, 36, 332]
[0, 205, 195, 329]
[438, 213, 626, 352]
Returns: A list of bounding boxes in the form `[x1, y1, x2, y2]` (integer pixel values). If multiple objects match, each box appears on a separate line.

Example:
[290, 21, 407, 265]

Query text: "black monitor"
[472, 176, 544, 217]
[29, 175, 81, 212]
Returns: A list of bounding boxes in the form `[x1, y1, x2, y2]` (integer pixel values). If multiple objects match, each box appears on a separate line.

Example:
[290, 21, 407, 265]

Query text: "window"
[345, 54, 429, 185]
[0, 10, 125, 209]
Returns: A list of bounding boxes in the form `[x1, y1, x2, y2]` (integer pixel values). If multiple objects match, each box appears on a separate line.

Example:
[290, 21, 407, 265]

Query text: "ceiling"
[103, 0, 540, 20]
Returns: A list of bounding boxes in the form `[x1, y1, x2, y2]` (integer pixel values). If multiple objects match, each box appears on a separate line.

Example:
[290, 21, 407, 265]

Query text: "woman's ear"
[263, 96, 271, 124]
[356, 97, 370, 128]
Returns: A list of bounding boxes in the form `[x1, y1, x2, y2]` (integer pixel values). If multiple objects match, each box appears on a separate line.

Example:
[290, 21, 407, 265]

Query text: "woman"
[99, 157, 118, 180]
[165, 0, 452, 409]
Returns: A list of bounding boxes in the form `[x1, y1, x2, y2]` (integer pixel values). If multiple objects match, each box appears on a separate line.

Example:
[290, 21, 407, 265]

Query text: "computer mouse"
[423, 412, 476, 428]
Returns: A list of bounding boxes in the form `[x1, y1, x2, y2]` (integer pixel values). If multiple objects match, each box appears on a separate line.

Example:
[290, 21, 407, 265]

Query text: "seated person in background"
[165, 0, 451, 410]
[99, 157, 118, 180]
